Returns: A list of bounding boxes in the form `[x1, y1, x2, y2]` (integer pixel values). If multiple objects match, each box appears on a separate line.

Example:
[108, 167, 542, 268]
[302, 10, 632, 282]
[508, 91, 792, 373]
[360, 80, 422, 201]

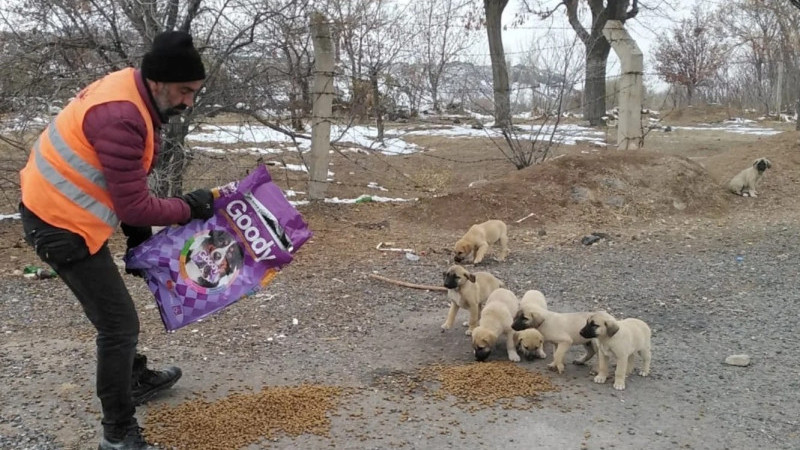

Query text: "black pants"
[20, 204, 139, 439]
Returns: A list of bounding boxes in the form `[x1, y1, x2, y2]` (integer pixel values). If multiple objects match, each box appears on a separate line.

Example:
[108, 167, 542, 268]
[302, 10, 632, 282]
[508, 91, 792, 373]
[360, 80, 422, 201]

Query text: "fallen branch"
[376, 241, 415, 252]
[515, 212, 535, 223]
[369, 273, 447, 292]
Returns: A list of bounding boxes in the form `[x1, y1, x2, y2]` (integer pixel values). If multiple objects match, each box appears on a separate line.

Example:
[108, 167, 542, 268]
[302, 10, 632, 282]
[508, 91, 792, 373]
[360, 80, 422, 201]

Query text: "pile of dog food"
[421, 361, 557, 411]
[144, 384, 343, 450]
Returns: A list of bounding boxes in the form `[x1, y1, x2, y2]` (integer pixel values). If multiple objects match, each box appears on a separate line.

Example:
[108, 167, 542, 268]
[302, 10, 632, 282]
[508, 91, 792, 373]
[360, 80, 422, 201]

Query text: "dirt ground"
[1, 105, 800, 449]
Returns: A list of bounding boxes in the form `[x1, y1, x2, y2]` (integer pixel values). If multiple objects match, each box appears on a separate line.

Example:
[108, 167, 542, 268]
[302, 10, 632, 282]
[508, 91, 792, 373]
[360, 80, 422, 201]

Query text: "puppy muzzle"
[453, 255, 464, 263]
[511, 318, 528, 331]
[579, 327, 596, 339]
[443, 276, 459, 289]
[474, 347, 491, 361]
[517, 345, 538, 361]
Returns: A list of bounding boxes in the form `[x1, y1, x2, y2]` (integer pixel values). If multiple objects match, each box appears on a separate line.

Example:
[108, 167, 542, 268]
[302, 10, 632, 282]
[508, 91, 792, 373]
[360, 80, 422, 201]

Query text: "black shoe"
[132, 354, 182, 406]
[98, 426, 157, 449]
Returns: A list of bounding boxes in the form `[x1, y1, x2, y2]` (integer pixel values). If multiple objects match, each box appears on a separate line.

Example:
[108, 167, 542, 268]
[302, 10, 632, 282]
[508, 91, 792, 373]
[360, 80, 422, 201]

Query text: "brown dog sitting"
[442, 265, 504, 335]
[453, 220, 509, 265]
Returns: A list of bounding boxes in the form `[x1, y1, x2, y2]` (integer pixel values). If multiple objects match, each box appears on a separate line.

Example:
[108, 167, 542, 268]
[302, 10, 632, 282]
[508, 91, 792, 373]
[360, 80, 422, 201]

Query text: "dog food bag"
[125, 165, 312, 332]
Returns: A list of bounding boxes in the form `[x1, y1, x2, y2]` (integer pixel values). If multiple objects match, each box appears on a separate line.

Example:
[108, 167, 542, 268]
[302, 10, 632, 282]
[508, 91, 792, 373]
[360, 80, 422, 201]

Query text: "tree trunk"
[152, 117, 191, 197]
[431, 78, 440, 113]
[289, 89, 303, 131]
[796, 96, 799, 131]
[687, 83, 694, 106]
[484, 0, 511, 129]
[584, 34, 610, 126]
[370, 69, 385, 142]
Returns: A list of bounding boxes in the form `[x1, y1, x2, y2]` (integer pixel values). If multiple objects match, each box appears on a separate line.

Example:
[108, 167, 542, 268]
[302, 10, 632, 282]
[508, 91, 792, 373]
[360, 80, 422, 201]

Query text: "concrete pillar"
[309, 12, 334, 200]
[603, 20, 643, 150]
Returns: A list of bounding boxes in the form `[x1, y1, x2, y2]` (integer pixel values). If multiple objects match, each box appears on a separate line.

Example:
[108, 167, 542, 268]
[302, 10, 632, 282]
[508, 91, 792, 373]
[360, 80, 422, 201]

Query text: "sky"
[486, 0, 699, 91]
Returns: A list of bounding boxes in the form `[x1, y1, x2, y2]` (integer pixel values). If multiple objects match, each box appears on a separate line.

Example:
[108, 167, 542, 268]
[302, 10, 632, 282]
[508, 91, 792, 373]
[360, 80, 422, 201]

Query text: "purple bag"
[125, 165, 312, 331]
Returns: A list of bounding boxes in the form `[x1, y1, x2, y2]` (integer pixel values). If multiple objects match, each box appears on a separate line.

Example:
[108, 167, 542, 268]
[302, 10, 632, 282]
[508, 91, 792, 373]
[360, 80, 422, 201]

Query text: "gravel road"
[1, 218, 799, 450]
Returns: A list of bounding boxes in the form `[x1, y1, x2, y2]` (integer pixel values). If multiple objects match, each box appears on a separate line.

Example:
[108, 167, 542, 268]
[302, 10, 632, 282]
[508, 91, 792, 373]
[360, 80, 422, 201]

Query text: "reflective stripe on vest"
[19, 68, 155, 254]
[32, 126, 119, 229]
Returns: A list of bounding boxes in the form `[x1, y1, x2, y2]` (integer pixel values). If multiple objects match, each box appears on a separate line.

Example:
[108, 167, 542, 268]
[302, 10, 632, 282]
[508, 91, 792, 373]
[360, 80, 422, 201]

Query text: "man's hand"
[181, 189, 215, 220]
[121, 223, 153, 250]
[121, 223, 152, 278]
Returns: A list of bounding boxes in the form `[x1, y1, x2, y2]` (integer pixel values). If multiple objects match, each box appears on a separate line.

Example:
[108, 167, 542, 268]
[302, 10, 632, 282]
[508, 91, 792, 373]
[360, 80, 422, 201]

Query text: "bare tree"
[484, 0, 512, 129]
[499, 33, 583, 168]
[523, 0, 640, 126]
[0, 0, 300, 195]
[411, 0, 478, 113]
[653, 6, 728, 106]
[362, 2, 409, 141]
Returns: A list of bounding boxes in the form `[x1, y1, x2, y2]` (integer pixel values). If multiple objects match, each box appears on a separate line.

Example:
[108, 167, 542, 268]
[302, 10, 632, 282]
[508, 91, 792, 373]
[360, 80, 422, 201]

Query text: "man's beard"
[161, 103, 188, 117]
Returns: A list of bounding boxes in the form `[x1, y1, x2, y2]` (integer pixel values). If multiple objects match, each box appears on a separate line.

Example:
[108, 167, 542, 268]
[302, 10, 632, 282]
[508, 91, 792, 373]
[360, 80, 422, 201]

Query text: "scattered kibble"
[144, 384, 343, 450]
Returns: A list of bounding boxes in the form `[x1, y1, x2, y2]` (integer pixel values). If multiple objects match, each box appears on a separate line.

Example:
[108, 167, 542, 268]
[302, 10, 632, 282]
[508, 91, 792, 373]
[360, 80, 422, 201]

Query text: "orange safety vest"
[20, 68, 155, 254]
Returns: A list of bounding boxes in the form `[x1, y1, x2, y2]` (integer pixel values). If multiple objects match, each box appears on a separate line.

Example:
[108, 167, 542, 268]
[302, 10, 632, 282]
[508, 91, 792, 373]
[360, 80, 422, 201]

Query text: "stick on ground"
[369, 274, 447, 292]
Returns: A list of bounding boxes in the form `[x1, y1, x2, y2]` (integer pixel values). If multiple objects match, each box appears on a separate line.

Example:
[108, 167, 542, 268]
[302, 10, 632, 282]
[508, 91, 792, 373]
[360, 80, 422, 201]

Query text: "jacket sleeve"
[83, 101, 191, 226]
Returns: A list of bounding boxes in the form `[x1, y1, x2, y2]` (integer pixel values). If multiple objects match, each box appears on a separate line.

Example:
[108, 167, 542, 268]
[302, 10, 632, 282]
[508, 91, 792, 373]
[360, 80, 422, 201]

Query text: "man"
[19, 31, 214, 450]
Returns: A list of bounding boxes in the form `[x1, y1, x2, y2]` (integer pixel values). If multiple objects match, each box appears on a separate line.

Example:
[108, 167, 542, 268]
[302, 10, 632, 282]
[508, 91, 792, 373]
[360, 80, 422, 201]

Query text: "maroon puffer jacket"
[82, 69, 191, 226]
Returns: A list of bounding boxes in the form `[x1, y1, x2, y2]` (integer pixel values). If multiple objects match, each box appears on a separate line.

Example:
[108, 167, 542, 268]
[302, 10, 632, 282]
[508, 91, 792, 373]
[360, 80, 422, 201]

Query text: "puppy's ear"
[753, 159, 760, 167]
[605, 320, 619, 337]
[466, 273, 476, 283]
[530, 312, 545, 328]
[765, 159, 772, 168]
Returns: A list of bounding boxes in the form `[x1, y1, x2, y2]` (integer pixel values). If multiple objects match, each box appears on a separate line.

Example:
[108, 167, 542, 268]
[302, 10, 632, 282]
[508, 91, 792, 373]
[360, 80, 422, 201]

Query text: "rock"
[571, 186, 593, 203]
[581, 235, 602, 246]
[724, 354, 750, 367]
[605, 196, 625, 208]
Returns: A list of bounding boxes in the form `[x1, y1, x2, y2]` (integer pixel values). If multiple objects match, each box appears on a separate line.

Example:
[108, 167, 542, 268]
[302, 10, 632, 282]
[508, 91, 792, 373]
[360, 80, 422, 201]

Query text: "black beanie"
[141, 31, 206, 82]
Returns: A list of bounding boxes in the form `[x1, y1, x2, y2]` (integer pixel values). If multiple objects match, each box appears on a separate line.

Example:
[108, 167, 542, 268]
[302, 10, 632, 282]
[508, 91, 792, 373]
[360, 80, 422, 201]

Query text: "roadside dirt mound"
[661, 103, 761, 125]
[703, 131, 800, 192]
[698, 131, 800, 217]
[398, 151, 732, 231]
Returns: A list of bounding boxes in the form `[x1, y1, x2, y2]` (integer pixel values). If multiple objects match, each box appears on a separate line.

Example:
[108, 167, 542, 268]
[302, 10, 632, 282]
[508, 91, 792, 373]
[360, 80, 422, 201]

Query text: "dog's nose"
[474, 348, 491, 361]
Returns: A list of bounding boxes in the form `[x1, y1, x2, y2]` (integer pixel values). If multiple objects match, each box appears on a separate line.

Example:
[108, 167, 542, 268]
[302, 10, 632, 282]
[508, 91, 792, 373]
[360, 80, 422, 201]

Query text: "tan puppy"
[728, 157, 771, 197]
[453, 219, 509, 265]
[513, 307, 597, 373]
[513, 328, 546, 361]
[471, 288, 520, 362]
[579, 311, 651, 390]
[512, 290, 548, 359]
[442, 265, 504, 335]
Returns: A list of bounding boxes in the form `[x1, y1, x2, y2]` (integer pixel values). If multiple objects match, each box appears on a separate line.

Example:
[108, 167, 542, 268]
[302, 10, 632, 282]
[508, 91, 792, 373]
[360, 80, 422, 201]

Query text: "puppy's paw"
[639, 368, 650, 377]
[613, 380, 626, 390]
[440, 323, 451, 332]
[547, 362, 565, 374]
[462, 321, 469, 327]
[593, 374, 607, 384]
[464, 328, 473, 336]
[508, 352, 521, 362]
[537, 349, 547, 359]
[742, 192, 750, 197]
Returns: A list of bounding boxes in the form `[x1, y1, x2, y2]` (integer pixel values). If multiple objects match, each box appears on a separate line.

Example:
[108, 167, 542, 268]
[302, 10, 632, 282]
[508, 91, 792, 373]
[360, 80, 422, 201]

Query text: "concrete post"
[603, 20, 643, 150]
[309, 12, 334, 200]
[775, 60, 784, 115]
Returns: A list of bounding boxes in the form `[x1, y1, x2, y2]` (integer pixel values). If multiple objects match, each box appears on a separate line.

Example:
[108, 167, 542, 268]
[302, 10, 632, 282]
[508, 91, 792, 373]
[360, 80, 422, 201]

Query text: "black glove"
[121, 223, 152, 278]
[181, 188, 215, 220]
[121, 223, 153, 250]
